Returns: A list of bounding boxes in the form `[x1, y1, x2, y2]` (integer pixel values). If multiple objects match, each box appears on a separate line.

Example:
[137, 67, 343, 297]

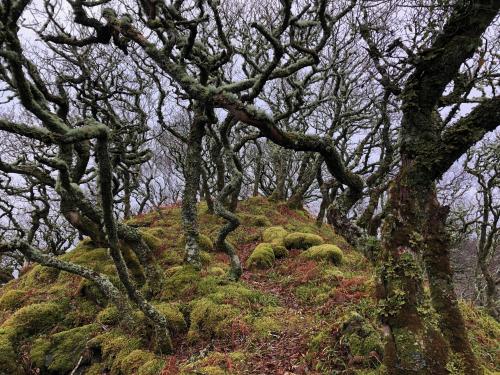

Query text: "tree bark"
[181, 107, 207, 269]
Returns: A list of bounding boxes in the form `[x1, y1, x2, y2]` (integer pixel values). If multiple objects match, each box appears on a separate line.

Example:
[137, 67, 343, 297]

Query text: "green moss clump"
[187, 298, 239, 342]
[138, 358, 166, 375]
[119, 349, 157, 374]
[200, 251, 213, 265]
[0, 289, 26, 311]
[0, 331, 21, 374]
[96, 305, 121, 325]
[161, 248, 184, 266]
[283, 232, 323, 250]
[78, 278, 107, 306]
[2, 301, 65, 339]
[208, 266, 226, 276]
[199, 366, 226, 375]
[262, 226, 288, 245]
[321, 268, 344, 283]
[154, 302, 187, 334]
[246, 243, 275, 269]
[459, 301, 500, 372]
[139, 228, 164, 250]
[31, 324, 98, 373]
[162, 265, 201, 300]
[339, 312, 383, 358]
[178, 234, 214, 252]
[199, 234, 214, 252]
[22, 265, 60, 287]
[301, 244, 343, 265]
[252, 316, 282, 338]
[244, 214, 272, 227]
[89, 330, 143, 372]
[270, 243, 288, 258]
[205, 283, 277, 308]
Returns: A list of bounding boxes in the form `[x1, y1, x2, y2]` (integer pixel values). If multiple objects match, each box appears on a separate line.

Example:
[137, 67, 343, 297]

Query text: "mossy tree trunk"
[378, 2, 500, 372]
[379, 168, 448, 375]
[422, 191, 479, 373]
[181, 105, 207, 269]
[213, 117, 243, 280]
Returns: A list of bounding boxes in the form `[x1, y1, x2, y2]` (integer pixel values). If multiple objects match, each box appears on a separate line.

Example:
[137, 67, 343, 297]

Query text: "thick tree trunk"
[380, 163, 481, 374]
[422, 191, 480, 374]
[181, 110, 206, 269]
[379, 167, 448, 375]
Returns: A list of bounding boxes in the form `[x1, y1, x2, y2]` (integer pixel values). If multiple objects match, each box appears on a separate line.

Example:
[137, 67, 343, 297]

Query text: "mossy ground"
[0, 196, 498, 374]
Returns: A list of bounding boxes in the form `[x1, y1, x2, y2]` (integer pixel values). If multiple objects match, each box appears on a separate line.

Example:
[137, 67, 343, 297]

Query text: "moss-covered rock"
[0, 330, 22, 374]
[187, 298, 239, 342]
[96, 305, 121, 325]
[246, 243, 275, 269]
[208, 266, 226, 276]
[339, 312, 383, 358]
[154, 302, 187, 334]
[283, 232, 323, 250]
[21, 265, 60, 287]
[31, 324, 99, 373]
[162, 265, 201, 300]
[243, 214, 272, 227]
[270, 243, 288, 258]
[119, 349, 158, 374]
[301, 244, 343, 265]
[2, 301, 65, 339]
[262, 226, 288, 245]
[138, 358, 166, 375]
[0, 289, 26, 311]
[140, 228, 164, 250]
[205, 283, 277, 308]
[88, 330, 144, 372]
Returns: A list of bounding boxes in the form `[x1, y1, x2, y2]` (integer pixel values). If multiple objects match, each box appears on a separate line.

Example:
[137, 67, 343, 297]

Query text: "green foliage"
[0, 289, 26, 311]
[31, 324, 98, 373]
[300, 244, 343, 264]
[283, 232, 324, 250]
[246, 243, 275, 269]
[359, 235, 382, 263]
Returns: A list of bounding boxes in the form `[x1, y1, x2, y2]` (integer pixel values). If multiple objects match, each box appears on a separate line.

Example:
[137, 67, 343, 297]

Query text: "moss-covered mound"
[283, 232, 324, 250]
[246, 243, 275, 269]
[301, 244, 343, 265]
[0, 196, 498, 375]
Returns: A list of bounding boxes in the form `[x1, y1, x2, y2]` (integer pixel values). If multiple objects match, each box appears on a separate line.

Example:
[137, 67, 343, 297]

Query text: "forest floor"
[0, 197, 498, 375]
